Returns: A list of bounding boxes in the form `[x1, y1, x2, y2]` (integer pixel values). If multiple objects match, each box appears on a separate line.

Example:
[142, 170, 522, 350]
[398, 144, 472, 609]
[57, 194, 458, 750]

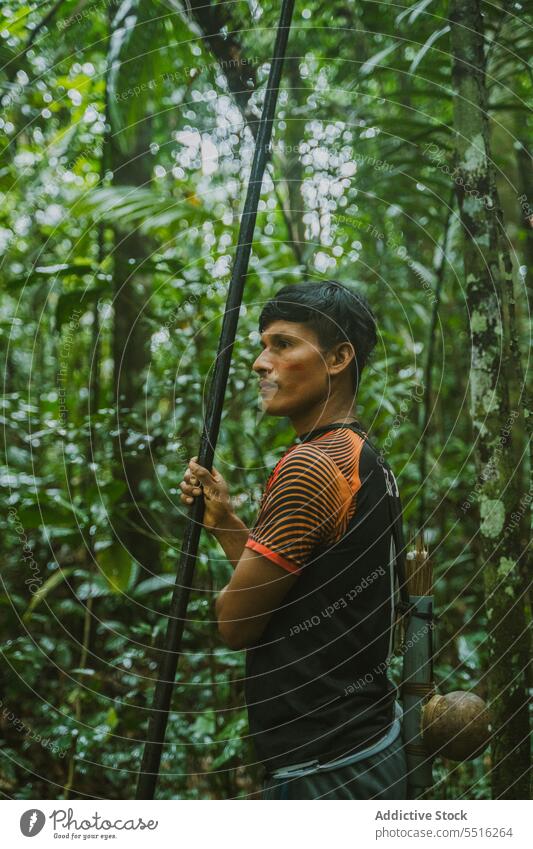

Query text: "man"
[179, 280, 407, 799]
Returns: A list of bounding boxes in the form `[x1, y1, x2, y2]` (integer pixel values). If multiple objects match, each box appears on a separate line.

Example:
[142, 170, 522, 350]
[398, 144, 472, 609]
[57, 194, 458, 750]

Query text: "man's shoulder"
[267, 427, 387, 493]
[287, 438, 341, 461]
[269, 431, 364, 498]
[277, 440, 341, 477]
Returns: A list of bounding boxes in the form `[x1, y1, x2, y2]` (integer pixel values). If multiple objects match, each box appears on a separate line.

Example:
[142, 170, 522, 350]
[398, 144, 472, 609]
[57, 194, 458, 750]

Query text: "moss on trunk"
[450, 0, 531, 800]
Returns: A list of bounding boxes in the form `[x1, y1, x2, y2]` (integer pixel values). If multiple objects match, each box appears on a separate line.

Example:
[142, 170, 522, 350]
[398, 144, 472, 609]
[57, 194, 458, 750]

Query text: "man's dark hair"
[258, 279, 377, 395]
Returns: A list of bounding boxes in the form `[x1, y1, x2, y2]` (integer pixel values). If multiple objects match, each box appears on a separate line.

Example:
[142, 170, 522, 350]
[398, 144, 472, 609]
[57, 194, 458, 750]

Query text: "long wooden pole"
[135, 0, 296, 799]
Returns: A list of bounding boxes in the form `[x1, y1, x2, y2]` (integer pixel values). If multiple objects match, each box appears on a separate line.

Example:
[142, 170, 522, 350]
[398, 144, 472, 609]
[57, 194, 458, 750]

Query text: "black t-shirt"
[244, 422, 401, 772]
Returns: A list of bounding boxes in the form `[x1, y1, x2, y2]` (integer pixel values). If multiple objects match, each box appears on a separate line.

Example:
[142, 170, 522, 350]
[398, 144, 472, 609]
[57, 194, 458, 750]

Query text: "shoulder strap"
[343, 424, 413, 652]
[298, 421, 412, 614]
[344, 426, 408, 588]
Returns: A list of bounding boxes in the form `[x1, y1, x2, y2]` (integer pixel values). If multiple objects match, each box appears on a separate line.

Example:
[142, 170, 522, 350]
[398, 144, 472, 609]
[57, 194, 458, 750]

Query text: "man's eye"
[277, 340, 291, 349]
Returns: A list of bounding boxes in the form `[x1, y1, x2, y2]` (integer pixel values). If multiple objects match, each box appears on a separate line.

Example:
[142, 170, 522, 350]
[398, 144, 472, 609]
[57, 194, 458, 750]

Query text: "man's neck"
[291, 407, 358, 438]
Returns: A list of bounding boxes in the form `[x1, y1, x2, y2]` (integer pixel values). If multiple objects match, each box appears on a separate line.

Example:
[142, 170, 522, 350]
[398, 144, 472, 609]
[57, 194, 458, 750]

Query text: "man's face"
[252, 320, 332, 416]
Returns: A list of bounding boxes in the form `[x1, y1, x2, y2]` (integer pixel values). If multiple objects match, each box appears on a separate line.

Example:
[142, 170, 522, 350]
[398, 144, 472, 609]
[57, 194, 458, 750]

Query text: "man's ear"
[328, 341, 356, 376]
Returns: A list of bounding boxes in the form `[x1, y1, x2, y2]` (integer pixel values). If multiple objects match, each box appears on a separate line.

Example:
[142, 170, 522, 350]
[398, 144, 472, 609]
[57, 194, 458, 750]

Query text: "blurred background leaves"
[0, 0, 531, 799]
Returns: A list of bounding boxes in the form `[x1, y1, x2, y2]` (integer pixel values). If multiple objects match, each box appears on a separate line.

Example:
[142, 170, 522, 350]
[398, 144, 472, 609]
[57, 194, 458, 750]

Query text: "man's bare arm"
[211, 511, 250, 569]
[215, 547, 299, 650]
[179, 457, 299, 649]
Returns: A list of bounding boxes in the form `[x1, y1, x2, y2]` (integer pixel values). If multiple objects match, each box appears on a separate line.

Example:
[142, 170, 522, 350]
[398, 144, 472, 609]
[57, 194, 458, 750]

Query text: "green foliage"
[96, 542, 137, 593]
[0, 0, 530, 801]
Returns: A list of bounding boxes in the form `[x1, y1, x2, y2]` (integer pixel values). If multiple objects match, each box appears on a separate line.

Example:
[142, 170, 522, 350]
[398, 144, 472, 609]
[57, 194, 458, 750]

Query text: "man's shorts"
[261, 731, 407, 800]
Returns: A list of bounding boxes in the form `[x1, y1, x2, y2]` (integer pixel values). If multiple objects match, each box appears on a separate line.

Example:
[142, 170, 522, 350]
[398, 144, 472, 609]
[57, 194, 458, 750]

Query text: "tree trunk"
[450, 0, 530, 799]
[109, 117, 161, 578]
[514, 131, 533, 301]
[418, 196, 455, 531]
[283, 56, 307, 264]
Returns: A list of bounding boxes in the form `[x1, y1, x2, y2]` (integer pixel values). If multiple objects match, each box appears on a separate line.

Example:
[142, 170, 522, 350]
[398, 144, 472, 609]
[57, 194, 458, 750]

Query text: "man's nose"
[252, 349, 272, 374]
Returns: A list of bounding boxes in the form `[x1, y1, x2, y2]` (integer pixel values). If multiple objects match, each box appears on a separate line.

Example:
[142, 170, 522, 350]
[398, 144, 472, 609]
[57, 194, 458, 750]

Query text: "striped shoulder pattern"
[245, 428, 364, 574]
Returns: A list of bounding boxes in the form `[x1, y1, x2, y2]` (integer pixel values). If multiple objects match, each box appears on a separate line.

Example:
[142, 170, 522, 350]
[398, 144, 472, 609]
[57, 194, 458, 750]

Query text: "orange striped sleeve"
[245, 443, 356, 573]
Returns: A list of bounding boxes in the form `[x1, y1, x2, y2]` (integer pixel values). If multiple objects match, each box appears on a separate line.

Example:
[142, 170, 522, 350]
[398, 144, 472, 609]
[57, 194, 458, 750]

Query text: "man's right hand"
[179, 456, 233, 534]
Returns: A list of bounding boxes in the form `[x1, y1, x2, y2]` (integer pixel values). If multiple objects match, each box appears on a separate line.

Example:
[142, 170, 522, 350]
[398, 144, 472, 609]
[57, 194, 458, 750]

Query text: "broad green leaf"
[107, 0, 180, 150]
[409, 27, 450, 74]
[408, 260, 436, 286]
[396, 0, 435, 26]
[360, 44, 400, 76]
[97, 543, 136, 593]
[106, 707, 119, 729]
[79, 186, 207, 234]
[84, 479, 128, 506]
[134, 574, 175, 596]
[77, 579, 113, 600]
[24, 567, 75, 620]
[6, 263, 95, 292]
